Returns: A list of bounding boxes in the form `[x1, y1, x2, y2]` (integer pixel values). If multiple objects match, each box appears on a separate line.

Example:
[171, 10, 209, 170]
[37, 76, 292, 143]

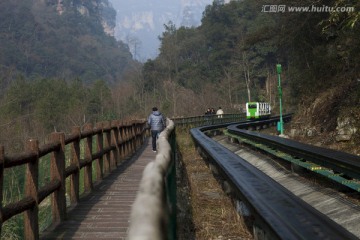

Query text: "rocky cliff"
[46, 0, 116, 36]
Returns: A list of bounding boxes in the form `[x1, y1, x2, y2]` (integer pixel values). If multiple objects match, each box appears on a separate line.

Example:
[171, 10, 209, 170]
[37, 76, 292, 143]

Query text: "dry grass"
[176, 128, 253, 240]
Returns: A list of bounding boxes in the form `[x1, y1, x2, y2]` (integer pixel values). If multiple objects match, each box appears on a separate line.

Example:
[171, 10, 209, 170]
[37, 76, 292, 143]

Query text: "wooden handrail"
[0, 119, 148, 240]
[128, 119, 175, 240]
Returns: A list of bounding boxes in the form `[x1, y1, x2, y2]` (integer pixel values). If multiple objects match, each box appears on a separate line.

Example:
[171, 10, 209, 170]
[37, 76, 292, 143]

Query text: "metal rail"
[227, 123, 360, 190]
[190, 119, 358, 240]
[172, 113, 245, 127]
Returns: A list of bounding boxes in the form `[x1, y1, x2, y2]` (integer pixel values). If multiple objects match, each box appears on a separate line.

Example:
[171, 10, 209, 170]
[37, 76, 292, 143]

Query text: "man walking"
[147, 107, 166, 152]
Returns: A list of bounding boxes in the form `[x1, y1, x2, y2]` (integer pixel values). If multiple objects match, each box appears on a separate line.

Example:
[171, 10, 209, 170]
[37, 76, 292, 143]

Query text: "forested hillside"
[0, 0, 133, 84]
[0, 0, 137, 151]
[137, 0, 360, 115]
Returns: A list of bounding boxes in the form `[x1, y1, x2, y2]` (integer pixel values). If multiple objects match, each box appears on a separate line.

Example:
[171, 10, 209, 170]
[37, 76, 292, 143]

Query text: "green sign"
[276, 64, 284, 135]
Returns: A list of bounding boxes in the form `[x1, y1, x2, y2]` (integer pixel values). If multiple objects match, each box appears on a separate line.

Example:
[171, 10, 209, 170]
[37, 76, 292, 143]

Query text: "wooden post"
[136, 123, 141, 148]
[95, 122, 104, 181]
[133, 123, 138, 149]
[136, 123, 142, 147]
[50, 132, 66, 225]
[130, 124, 135, 154]
[0, 146, 4, 236]
[119, 125, 125, 160]
[127, 126, 132, 156]
[111, 120, 119, 167]
[70, 126, 81, 205]
[103, 121, 111, 173]
[24, 139, 39, 240]
[83, 123, 93, 193]
[124, 126, 129, 157]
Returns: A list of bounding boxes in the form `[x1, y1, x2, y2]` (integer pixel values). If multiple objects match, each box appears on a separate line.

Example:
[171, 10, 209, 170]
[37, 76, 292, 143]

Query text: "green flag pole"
[276, 64, 284, 135]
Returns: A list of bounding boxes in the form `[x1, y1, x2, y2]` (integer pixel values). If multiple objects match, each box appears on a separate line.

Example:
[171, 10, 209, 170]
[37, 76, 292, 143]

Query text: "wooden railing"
[0, 120, 147, 239]
[128, 119, 176, 240]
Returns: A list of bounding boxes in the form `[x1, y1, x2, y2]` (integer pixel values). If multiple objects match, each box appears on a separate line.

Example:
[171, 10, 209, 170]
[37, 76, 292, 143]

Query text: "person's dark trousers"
[151, 130, 160, 151]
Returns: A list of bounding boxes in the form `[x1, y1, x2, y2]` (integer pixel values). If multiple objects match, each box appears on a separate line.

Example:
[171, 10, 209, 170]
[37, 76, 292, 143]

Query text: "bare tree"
[125, 35, 142, 61]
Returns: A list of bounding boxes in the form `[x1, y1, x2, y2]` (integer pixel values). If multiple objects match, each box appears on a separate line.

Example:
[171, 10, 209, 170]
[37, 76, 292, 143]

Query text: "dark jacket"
[148, 111, 166, 131]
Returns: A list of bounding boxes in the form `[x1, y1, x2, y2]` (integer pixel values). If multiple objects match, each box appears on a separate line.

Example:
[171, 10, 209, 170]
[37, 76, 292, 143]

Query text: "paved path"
[41, 139, 153, 240]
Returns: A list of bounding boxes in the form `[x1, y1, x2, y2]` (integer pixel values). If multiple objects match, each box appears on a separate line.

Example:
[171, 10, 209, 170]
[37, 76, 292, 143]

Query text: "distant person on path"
[148, 107, 166, 152]
[204, 108, 212, 124]
[216, 107, 224, 118]
[205, 108, 211, 115]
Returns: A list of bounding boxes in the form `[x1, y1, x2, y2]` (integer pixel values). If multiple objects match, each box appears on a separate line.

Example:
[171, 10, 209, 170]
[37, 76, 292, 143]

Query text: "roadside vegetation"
[176, 127, 253, 239]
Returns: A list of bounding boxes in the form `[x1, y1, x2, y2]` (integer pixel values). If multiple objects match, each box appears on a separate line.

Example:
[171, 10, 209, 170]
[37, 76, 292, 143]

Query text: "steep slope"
[290, 81, 360, 155]
[0, 0, 134, 84]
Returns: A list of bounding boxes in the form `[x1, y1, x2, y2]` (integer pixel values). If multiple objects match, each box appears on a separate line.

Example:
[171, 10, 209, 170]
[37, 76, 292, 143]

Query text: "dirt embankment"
[285, 82, 360, 155]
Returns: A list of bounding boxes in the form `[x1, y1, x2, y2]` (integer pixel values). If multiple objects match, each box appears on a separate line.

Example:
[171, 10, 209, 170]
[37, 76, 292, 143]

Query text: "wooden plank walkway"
[41, 139, 154, 240]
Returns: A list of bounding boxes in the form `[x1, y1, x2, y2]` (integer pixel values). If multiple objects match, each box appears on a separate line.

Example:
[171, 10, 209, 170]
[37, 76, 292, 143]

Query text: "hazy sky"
[108, 0, 214, 61]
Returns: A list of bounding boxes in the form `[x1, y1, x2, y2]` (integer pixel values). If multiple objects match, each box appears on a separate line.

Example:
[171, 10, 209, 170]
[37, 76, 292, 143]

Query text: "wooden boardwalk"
[41, 139, 153, 240]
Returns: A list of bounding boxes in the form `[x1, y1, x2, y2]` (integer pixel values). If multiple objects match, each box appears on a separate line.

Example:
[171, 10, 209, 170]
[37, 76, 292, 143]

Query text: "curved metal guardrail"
[128, 119, 176, 240]
[227, 121, 360, 191]
[190, 117, 358, 240]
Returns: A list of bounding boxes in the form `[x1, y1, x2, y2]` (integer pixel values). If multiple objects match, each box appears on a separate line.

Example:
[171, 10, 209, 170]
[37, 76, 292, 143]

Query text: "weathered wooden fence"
[0, 120, 147, 239]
